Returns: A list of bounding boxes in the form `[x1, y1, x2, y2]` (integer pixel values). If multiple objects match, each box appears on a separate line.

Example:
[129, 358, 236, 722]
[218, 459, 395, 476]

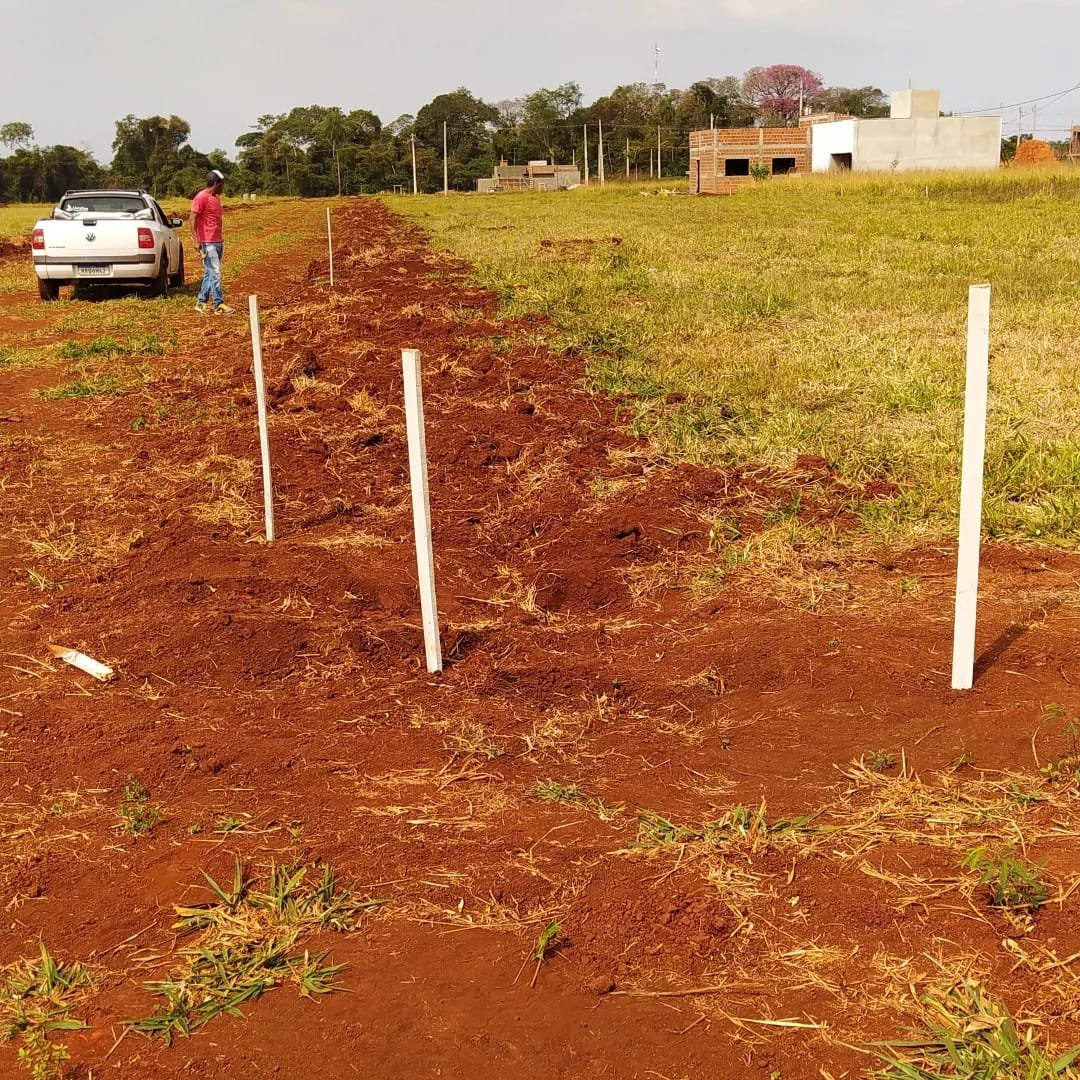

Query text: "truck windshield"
[60, 195, 145, 215]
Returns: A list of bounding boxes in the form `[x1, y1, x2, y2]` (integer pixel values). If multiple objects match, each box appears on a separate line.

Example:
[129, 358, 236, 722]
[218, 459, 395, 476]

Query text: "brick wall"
[688, 127, 812, 194]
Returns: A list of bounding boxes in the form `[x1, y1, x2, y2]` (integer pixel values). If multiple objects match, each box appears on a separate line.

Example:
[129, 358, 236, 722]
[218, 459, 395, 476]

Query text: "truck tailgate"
[40, 220, 148, 261]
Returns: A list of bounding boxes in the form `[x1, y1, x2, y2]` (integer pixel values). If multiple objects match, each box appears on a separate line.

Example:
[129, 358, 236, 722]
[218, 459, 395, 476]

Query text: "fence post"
[326, 206, 334, 288]
[950, 284, 992, 690]
[401, 349, 443, 673]
[248, 295, 275, 543]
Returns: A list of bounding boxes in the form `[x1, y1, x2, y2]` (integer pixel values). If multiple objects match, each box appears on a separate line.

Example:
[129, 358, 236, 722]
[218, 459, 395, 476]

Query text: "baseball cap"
[207, 169, 226, 185]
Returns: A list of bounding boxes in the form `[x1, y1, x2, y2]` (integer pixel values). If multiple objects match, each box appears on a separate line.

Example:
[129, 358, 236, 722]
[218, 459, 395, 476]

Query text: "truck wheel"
[150, 255, 170, 298]
[38, 278, 61, 302]
[169, 248, 185, 288]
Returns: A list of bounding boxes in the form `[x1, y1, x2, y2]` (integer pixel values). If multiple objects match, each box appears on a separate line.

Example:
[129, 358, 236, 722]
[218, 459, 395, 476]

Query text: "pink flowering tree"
[741, 65, 824, 125]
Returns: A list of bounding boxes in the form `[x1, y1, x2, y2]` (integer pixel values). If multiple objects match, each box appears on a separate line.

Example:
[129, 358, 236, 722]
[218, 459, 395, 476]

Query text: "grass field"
[388, 170, 1080, 545]
[0, 205, 41, 239]
[0, 197, 260, 239]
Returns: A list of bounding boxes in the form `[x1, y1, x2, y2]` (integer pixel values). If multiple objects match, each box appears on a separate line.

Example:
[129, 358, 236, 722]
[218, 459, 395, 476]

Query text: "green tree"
[814, 85, 889, 117]
[414, 88, 499, 191]
[110, 114, 193, 193]
[676, 78, 752, 130]
[317, 107, 348, 194]
[235, 114, 287, 192]
[585, 83, 680, 179]
[519, 82, 582, 163]
[0, 121, 34, 150]
[1, 144, 102, 201]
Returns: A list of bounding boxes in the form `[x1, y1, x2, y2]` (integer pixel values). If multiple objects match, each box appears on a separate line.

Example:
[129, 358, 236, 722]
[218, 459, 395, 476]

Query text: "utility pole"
[649, 148, 654, 179]
[710, 113, 715, 130]
[443, 121, 449, 195]
[657, 125, 662, 181]
[411, 133, 418, 195]
[1018, 107, 1023, 148]
[583, 124, 589, 185]
[598, 118, 605, 185]
[626, 136, 630, 180]
[1032, 103, 1038, 141]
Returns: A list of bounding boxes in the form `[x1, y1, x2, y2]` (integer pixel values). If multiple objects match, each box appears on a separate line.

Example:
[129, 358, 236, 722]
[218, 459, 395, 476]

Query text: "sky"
[1, 0, 1077, 159]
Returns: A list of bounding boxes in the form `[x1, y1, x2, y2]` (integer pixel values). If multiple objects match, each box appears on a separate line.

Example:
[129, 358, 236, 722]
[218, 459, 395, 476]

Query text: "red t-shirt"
[191, 189, 223, 243]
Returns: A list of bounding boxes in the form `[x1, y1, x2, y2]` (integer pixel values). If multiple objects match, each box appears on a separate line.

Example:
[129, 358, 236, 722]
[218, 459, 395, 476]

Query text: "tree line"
[0, 67, 891, 201]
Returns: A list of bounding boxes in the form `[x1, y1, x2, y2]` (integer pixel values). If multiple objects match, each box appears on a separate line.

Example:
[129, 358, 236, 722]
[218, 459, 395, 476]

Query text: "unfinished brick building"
[688, 126, 811, 194]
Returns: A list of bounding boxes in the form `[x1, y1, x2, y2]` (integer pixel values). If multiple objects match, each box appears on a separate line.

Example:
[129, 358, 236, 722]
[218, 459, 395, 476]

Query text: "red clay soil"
[2, 199, 1080, 1079]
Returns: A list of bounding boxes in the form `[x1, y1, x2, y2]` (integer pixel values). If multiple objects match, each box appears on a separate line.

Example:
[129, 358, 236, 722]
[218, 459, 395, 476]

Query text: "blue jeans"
[196, 242, 224, 307]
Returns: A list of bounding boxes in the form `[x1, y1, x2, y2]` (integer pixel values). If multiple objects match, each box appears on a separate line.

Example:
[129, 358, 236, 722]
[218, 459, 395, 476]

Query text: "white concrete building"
[810, 90, 1002, 173]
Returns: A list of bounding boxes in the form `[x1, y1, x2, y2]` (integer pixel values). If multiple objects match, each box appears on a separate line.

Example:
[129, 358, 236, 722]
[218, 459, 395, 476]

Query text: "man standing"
[191, 169, 232, 315]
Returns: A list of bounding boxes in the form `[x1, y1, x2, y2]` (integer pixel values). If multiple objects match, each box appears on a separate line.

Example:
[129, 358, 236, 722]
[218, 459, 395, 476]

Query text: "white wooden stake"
[401, 349, 443, 673]
[598, 117, 606, 186]
[326, 206, 334, 288]
[443, 120, 449, 195]
[950, 284, 991, 690]
[248, 295, 275, 543]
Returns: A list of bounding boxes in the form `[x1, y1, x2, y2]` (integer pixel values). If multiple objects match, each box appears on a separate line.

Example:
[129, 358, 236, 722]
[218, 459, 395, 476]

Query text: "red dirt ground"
[2, 199, 1080, 1078]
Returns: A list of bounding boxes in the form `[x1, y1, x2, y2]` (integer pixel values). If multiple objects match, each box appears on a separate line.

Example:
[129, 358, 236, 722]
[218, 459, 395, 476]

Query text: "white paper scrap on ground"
[48, 644, 115, 682]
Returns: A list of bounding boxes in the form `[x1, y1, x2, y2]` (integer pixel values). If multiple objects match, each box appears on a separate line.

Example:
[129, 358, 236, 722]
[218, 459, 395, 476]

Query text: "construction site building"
[1068, 127, 1080, 163]
[477, 160, 580, 193]
[690, 89, 1001, 194]
[688, 126, 811, 194]
[810, 90, 1001, 173]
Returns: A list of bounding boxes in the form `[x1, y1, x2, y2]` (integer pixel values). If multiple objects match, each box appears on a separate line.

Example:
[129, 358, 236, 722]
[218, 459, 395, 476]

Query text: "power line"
[955, 80, 1080, 117]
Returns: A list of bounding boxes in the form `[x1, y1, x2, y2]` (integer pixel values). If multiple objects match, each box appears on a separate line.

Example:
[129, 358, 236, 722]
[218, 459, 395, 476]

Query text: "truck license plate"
[76, 265, 110, 277]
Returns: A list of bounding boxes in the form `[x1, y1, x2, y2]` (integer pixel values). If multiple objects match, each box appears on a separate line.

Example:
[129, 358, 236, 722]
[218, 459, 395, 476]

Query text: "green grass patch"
[57, 333, 166, 360]
[0, 943, 95, 1080]
[117, 780, 165, 837]
[636, 802, 817, 850]
[959, 845, 1049, 911]
[129, 859, 383, 1044]
[874, 979, 1080, 1079]
[36, 373, 126, 400]
[0, 345, 52, 372]
[388, 170, 1080, 543]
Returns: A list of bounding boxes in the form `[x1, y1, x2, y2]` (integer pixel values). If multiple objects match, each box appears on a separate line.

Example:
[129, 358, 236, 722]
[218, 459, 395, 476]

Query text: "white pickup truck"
[32, 189, 186, 301]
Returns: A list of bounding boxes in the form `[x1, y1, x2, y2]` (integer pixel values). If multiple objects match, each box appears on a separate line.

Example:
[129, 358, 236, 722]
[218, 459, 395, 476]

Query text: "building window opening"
[830, 153, 853, 171]
[725, 158, 750, 177]
[772, 157, 796, 175]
